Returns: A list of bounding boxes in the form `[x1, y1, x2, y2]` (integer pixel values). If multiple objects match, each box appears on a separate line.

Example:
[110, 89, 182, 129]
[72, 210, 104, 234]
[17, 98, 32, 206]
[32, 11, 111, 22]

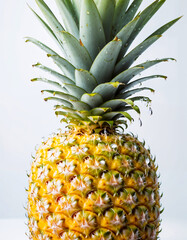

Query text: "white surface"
[0, 218, 186, 240]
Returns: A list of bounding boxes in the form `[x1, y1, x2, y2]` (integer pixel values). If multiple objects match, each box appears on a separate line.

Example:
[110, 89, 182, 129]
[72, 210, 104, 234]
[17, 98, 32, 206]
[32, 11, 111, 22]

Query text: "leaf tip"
[31, 78, 36, 82]
[32, 62, 41, 67]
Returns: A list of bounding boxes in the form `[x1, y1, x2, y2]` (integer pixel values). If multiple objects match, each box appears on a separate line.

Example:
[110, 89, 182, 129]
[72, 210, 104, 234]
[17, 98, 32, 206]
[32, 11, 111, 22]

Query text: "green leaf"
[100, 99, 134, 110]
[71, 0, 82, 21]
[54, 0, 79, 38]
[93, 82, 123, 101]
[97, 0, 115, 42]
[44, 97, 73, 108]
[28, 5, 63, 49]
[123, 0, 166, 55]
[112, 0, 142, 36]
[114, 58, 175, 80]
[32, 63, 75, 84]
[102, 111, 133, 121]
[59, 31, 92, 70]
[35, 0, 65, 34]
[129, 96, 152, 104]
[80, 0, 106, 60]
[113, 0, 130, 33]
[90, 38, 122, 84]
[25, 38, 76, 80]
[31, 78, 67, 91]
[25, 37, 57, 55]
[87, 116, 103, 123]
[70, 100, 91, 111]
[63, 84, 86, 99]
[117, 35, 162, 70]
[112, 66, 144, 84]
[113, 0, 143, 36]
[41, 90, 78, 101]
[54, 105, 74, 111]
[55, 105, 89, 118]
[116, 15, 140, 60]
[75, 69, 97, 93]
[47, 54, 76, 80]
[55, 111, 82, 119]
[116, 87, 155, 99]
[117, 105, 140, 113]
[90, 107, 112, 116]
[124, 75, 167, 91]
[146, 16, 182, 39]
[81, 93, 103, 108]
[98, 120, 115, 128]
[60, 0, 79, 25]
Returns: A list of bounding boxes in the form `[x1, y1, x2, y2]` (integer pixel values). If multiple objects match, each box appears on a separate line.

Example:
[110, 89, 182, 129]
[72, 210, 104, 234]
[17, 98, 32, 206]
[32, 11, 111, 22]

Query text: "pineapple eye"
[87, 190, 95, 197]
[117, 210, 123, 216]
[69, 175, 76, 182]
[101, 192, 106, 198]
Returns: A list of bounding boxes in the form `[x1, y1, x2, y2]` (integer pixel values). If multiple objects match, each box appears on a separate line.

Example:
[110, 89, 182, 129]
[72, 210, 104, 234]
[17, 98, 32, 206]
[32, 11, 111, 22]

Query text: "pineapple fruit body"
[27, 0, 179, 239]
[28, 125, 160, 240]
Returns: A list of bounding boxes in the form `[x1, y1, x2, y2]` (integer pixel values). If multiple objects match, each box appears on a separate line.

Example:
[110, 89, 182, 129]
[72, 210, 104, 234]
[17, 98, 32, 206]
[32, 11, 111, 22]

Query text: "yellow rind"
[28, 126, 161, 240]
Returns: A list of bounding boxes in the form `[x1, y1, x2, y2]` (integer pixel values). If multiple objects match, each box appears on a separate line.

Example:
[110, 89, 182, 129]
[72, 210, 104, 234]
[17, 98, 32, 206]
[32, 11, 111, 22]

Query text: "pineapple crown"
[26, 0, 180, 128]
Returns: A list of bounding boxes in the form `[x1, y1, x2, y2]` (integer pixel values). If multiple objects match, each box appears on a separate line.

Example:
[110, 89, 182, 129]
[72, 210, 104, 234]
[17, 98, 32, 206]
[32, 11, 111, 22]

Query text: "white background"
[0, 0, 187, 239]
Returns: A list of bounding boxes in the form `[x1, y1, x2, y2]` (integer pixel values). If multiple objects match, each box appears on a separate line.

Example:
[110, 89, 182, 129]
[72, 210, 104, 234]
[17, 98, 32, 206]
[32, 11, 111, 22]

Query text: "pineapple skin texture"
[28, 126, 161, 240]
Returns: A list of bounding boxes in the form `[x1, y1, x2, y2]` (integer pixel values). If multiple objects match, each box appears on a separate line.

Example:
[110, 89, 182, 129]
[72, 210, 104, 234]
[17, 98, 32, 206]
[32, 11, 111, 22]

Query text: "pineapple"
[26, 0, 180, 239]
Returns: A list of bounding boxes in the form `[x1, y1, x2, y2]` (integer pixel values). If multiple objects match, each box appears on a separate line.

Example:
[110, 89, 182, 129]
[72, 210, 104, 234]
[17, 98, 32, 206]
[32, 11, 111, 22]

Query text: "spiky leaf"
[28, 5, 63, 49]
[59, 32, 92, 70]
[32, 63, 74, 84]
[42, 90, 78, 101]
[81, 93, 103, 108]
[63, 84, 86, 99]
[44, 97, 73, 108]
[112, 0, 143, 36]
[80, 0, 106, 60]
[116, 15, 140, 60]
[101, 99, 135, 110]
[117, 35, 162, 70]
[93, 82, 123, 101]
[31, 78, 66, 91]
[116, 87, 155, 99]
[90, 38, 122, 84]
[123, 0, 166, 54]
[147, 16, 182, 39]
[113, 0, 130, 33]
[124, 75, 167, 91]
[114, 58, 175, 78]
[97, 0, 115, 42]
[35, 0, 64, 34]
[47, 54, 76, 80]
[75, 69, 97, 93]
[90, 107, 112, 116]
[70, 100, 91, 111]
[102, 111, 133, 121]
[54, 0, 79, 38]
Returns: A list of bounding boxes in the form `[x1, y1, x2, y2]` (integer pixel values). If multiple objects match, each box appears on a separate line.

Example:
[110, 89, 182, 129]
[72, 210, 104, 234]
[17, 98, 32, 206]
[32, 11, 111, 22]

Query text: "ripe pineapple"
[27, 0, 180, 239]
